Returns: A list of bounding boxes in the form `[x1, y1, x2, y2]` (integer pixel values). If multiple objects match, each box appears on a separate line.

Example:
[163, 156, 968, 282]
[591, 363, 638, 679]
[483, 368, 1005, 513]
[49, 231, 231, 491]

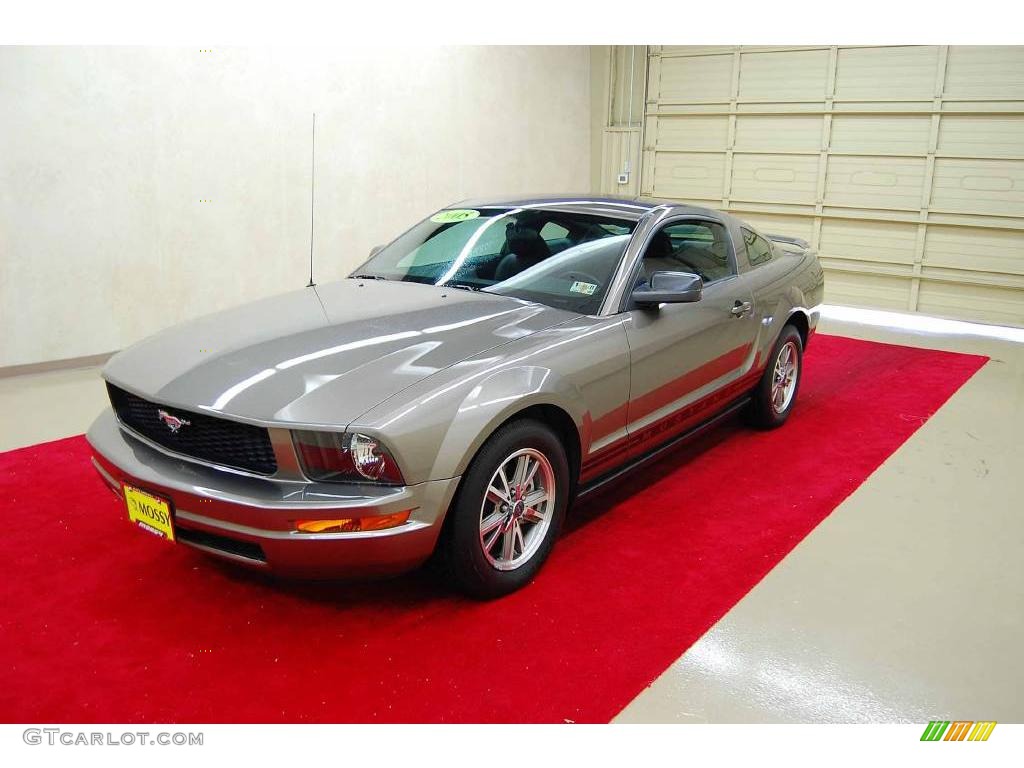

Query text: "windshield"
[352, 207, 638, 314]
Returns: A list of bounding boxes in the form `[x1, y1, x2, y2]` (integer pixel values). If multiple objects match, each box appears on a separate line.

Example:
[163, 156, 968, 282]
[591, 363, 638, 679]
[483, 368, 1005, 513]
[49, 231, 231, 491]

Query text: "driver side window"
[639, 220, 734, 286]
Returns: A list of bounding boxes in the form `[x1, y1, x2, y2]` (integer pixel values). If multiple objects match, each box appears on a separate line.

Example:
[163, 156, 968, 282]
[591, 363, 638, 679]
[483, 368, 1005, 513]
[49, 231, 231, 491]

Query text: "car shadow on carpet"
[197, 414, 747, 607]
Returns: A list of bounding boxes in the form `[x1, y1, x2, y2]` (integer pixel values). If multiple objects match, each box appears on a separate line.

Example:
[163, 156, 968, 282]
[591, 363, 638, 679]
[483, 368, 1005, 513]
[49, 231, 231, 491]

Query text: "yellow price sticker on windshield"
[430, 209, 480, 224]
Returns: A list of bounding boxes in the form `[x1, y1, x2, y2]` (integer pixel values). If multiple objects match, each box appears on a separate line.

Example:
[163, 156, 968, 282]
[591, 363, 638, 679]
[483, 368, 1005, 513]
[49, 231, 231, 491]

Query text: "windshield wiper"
[444, 282, 481, 292]
[350, 273, 387, 281]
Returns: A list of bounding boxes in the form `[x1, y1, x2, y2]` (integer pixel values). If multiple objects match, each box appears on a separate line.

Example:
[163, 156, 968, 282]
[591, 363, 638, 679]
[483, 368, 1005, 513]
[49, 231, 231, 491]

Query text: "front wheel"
[747, 324, 803, 429]
[440, 419, 569, 599]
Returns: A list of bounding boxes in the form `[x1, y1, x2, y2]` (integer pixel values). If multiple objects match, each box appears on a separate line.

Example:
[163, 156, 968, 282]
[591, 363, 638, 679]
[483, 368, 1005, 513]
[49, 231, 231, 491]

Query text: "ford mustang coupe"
[88, 195, 824, 598]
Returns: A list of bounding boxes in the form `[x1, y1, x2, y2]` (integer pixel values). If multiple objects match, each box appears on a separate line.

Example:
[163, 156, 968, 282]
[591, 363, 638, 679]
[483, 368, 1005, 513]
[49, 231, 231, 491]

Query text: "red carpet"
[0, 335, 986, 723]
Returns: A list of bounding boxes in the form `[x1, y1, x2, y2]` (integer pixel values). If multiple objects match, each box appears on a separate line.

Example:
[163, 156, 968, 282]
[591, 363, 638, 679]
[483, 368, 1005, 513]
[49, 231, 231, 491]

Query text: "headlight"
[292, 430, 405, 485]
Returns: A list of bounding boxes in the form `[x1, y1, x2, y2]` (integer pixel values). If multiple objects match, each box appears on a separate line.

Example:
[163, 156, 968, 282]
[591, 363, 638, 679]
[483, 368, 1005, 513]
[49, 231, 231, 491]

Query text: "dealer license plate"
[124, 485, 175, 541]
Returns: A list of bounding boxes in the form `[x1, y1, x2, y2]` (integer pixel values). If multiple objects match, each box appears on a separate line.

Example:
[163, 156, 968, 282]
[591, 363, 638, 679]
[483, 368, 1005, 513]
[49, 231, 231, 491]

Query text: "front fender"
[353, 314, 630, 486]
[428, 365, 589, 481]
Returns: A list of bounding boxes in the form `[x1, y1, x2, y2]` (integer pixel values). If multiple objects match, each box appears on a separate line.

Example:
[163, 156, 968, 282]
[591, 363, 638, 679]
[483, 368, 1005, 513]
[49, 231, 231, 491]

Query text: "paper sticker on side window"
[570, 281, 597, 295]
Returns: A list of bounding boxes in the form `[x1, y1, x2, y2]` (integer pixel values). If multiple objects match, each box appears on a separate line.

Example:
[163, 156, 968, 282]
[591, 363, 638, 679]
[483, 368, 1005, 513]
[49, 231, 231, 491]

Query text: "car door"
[620, 217, 760, 454]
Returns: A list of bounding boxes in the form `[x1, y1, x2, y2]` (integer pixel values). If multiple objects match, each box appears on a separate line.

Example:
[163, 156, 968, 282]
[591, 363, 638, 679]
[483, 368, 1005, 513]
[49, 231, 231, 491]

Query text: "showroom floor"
[618, 314, 1024, 723]
[1, 315, 1021, 723]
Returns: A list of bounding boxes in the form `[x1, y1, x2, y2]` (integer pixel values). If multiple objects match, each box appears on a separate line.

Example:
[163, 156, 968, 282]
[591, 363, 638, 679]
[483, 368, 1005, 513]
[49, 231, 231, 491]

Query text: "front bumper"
[87, 409, 460, 578]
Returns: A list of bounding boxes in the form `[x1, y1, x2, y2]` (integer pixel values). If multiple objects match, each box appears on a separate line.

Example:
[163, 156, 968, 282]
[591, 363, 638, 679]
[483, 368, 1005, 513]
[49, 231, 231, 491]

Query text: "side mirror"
[369, 244, 385, 258]
[632, 271, 703, 307]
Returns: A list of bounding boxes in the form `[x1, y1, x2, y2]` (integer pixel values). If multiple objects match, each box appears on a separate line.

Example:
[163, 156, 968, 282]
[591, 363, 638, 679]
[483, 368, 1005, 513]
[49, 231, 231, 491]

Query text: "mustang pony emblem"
[157, 409, 191, 433]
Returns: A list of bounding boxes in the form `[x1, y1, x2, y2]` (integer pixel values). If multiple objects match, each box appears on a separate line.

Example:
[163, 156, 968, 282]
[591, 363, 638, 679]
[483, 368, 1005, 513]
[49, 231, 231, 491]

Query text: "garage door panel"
[835, 46, 939, 101]
[652, 152, 726, 199]
[641, 45, 1024, 326]
[834, 101, 936, 114]
[655, 115, 729, 151]
[819, 219, 918, 266]
[830, 115, 931, 155]
[937, 115, 1024, 159]
[735, 213, 814, 242]
[657, 54, 733, 102]
[824, 272, 912, 310]
[917, 280, 1024, 326]
[825, 156, 927, 211]
[730, 154, 819, 204]
[734, 115, 822, 153]
[924, 226, 1024, 276]
[738, 50, 830, 102]
[930, 158, 1024, 216]
[736, 102, 827, 115]
[659, 46, 735, 57]
[944, 46, 1024, 99]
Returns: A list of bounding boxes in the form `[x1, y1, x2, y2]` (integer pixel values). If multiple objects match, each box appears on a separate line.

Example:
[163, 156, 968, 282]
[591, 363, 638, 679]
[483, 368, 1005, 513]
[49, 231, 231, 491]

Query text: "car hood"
[103, 279, 571, 427]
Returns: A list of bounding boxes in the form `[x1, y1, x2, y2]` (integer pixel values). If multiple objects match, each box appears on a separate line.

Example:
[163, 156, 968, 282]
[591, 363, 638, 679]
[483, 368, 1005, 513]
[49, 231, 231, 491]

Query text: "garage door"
[639, 46, 1024, 326]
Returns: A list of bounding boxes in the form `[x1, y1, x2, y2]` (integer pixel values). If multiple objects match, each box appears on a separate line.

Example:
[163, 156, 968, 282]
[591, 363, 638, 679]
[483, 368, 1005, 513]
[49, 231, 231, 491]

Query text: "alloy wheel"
[478, 448, 555, 571]
[771, 340, 799, 414]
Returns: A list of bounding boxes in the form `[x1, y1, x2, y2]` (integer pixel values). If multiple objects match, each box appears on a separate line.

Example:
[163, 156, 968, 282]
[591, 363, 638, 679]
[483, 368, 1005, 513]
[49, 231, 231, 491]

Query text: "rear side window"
[743, 228, 774, 267]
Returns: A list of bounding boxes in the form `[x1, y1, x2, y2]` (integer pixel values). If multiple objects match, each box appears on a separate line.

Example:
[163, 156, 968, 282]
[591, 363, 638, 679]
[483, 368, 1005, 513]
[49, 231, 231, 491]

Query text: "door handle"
[731, 300, 753, 317]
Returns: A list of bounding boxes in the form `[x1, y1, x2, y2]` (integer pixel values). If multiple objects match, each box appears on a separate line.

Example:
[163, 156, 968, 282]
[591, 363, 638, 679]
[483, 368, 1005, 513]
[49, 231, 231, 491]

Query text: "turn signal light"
[295, 510, 412, 534]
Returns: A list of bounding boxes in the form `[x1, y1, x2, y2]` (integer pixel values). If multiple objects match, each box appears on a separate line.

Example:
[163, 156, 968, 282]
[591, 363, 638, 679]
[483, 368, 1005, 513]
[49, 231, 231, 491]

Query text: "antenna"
[307, 112, 316, 288]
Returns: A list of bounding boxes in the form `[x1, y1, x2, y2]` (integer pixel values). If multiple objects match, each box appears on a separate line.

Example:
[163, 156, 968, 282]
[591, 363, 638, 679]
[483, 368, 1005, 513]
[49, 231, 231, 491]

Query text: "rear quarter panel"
[739, 233, 824, 367]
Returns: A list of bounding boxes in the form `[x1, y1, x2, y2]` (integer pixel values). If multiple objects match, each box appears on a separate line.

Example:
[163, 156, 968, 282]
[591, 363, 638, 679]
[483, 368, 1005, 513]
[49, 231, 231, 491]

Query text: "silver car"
[88, 195, 824, 598]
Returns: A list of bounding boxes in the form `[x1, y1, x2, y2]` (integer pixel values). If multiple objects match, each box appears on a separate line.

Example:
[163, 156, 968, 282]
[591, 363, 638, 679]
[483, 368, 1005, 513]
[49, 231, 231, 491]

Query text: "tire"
[747, 324, 803, 429]
[440, 418, 569, 599]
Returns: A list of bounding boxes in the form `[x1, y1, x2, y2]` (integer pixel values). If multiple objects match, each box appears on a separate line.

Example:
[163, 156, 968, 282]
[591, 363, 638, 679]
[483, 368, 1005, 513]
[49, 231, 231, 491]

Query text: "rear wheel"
[440, 419, 568, 599]
[747, 324, 803, 429]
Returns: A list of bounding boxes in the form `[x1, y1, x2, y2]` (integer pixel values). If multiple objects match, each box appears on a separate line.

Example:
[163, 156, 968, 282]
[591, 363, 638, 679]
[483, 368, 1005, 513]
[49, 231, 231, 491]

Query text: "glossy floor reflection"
[615, 316, 1024, 722]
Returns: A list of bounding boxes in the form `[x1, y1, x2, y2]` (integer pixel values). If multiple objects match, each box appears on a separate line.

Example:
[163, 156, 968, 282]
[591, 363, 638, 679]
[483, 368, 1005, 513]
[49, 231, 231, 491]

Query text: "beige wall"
[0, 46, 592, 368]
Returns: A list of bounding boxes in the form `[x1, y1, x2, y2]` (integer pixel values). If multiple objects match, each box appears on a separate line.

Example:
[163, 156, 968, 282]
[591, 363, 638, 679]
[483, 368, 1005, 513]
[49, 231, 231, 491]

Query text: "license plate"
[124, 485, 175, 541]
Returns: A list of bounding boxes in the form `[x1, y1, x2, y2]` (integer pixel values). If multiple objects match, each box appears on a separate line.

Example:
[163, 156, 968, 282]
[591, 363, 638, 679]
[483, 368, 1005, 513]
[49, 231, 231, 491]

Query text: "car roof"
[450, 194, 726, 223]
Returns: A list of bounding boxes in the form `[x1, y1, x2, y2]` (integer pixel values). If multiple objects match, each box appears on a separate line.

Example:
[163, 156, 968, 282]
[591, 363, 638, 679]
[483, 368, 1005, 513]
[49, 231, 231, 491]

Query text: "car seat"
[494, 227, 552, 281]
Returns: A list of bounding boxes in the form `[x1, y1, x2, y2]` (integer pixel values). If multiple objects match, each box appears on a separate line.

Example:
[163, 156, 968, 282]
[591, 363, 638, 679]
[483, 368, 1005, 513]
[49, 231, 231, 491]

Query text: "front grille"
[107, 383, 278, 475]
